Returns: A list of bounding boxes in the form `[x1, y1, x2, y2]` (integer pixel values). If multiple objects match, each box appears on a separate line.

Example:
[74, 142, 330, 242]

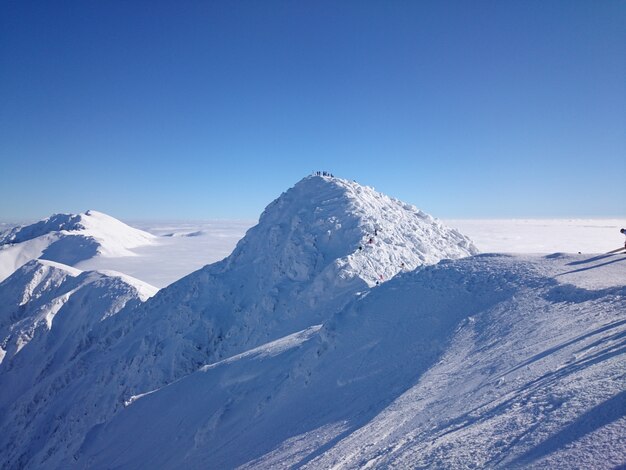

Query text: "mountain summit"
[4, 176, 623, 469]
[226, 174, 477, 288]
[108, 175, 479, 391]
[0, 175, 480, 468]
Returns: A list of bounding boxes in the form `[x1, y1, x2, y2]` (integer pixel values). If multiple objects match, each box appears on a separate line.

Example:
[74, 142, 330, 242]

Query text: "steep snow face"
[0, 176, 478, 469]
[76, 253, 626, 470]
[227, 175, 477, 287]
[107, 175, 478, 390]
[0, 210, 155, 282]
[0, 259, 157, 368]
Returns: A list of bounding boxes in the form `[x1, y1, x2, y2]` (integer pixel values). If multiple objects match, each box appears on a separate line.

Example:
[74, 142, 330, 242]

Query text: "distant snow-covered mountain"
[0, 210, 155, 282]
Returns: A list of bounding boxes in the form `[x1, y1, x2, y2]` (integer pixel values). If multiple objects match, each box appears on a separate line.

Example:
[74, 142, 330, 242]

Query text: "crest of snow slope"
[76, 252, 626, 470]
[0, 210, 156, 282]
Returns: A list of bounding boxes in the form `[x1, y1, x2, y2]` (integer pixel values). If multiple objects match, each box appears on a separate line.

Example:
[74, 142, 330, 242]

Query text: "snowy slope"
[98, 175, 478, 391]
[0, 210, 155, 282]
[0, 259, 156, 373]
[0, 175, 478, 468]
[76, 252, 626, 469]
[0, 259, 157, 467]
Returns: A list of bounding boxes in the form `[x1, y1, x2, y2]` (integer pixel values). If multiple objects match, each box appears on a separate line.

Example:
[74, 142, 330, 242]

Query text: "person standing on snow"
[621, 228, 626, 249]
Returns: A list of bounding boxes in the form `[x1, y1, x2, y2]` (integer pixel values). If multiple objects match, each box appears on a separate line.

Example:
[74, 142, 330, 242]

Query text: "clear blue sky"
[1, 1, 624, 220]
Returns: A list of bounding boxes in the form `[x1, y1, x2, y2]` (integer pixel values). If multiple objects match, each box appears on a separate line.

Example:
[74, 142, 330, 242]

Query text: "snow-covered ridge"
[0, 259, 157, 366]
[0, 175, 624, 469]
[75, 253, 626, 469]
[0, 175, 480, 468]
[107, 175, 478, 394]
[0, 210, 155, 282]
[0, 210, 154, 248]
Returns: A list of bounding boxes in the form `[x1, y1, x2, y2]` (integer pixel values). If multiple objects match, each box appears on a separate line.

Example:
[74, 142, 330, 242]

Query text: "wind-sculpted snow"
[75, 253, 626, 469]
[0, 210, 155, 282]
[228, 175, 477, 287]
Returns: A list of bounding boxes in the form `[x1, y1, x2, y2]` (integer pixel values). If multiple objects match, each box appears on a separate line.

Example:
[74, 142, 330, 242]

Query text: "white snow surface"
[0, 259, 157, 363]
[74, 219, 252, 287]
[0, 210, 155, 282]
[0, 258, 157, 429]
[446, 218, 626, 254]
[0, 175, 624, 469]
[76, 252, 626, 469]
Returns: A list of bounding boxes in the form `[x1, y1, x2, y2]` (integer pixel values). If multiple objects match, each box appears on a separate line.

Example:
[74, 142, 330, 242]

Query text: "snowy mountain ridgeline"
[78, 254, 626, 469]
[0, 175, 624, 469]
[0, 209, 155, 282]
[119, 175, 479, 383]
[0, 259, 157, 402]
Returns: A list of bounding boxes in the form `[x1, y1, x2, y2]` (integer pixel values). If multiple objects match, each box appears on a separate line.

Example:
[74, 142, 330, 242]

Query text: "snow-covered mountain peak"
[116, 175, 479, 389]
[226, 174, 478, 287]
[0, 176, 480, 467]
[0, 209, 154, 250]
[0, 210, 156, 282]
[0, 213, 84, 245]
